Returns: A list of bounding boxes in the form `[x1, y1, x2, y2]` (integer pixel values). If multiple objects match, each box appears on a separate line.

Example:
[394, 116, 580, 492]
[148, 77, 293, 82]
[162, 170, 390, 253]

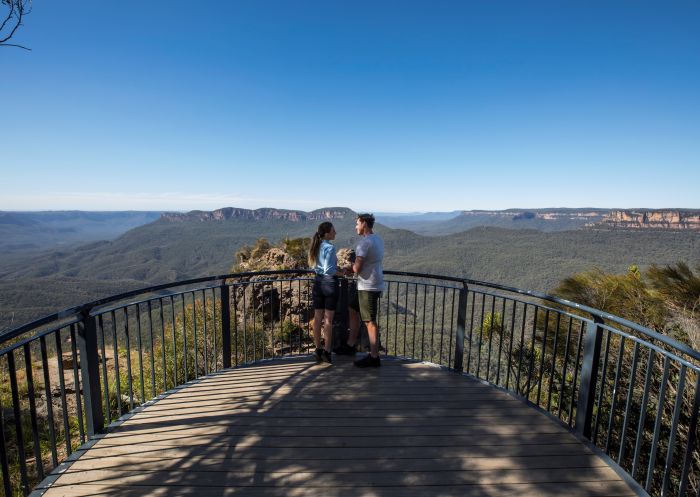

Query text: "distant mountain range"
[1, 206, 699, 334]
[377, 208, 700, 235]
[161, 207, 352, 223]
[3, 208, 698, 256]
[0, 207, 361, 284]
[0, 211, 162, 253]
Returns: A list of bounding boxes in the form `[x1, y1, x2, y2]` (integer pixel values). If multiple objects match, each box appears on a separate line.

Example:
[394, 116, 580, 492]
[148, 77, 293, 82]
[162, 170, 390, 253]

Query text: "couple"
[308, 213, 384, 368]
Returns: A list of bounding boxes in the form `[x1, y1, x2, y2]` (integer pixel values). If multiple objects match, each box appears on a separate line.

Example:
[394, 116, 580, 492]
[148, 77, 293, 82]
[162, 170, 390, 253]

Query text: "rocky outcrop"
[161, 207, 354, 223]
[597, 210, 700, 230]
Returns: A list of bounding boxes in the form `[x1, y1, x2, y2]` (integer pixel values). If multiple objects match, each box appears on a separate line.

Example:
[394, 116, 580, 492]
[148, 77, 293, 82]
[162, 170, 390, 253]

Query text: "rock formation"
[161, 207, 354, 223]
[597, 210, 700, 230]
[226, 237, 356, 355]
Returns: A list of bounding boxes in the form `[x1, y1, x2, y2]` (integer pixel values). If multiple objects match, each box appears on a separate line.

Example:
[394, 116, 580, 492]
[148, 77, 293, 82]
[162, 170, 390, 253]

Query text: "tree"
[1, 0, 31, 50]
[551, 265, 667, 330]
[550, 262, 700, 348]
[646, 262, 700, 313]
[647, 262, 700, 349]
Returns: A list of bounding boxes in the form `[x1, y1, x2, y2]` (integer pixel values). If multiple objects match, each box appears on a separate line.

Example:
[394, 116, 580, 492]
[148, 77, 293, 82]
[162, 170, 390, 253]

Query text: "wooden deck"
[37, 356, 639, 497]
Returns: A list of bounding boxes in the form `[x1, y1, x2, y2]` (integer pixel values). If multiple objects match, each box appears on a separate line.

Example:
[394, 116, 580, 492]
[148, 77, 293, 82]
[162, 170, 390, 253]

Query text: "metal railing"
[0, 270, 698, 497]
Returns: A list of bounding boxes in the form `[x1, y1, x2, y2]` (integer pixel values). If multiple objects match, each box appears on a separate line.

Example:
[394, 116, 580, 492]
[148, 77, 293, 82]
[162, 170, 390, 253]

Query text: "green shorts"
[350, 290, 382, 323]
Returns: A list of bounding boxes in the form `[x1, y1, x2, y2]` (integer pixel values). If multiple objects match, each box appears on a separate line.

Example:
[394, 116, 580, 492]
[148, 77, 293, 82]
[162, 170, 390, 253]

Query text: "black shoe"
[354, 354, 381, 368]
[333, 343, 357, 356]
[322, 350, 332, 364]
[314, 348, 323, 363]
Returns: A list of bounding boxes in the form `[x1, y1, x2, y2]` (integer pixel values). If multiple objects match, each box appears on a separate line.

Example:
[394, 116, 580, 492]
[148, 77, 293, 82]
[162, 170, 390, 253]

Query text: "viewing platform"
[37, 357, 636, 497]
[1, 270, 698, 497]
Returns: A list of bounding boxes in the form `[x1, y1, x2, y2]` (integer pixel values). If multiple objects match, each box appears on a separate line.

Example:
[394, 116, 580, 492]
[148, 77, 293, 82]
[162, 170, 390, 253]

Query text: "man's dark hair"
[357, 213, 375, 229]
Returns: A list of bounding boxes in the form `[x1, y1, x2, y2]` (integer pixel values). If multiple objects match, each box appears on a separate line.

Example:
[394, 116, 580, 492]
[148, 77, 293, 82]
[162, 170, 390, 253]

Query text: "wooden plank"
[153, 385, 501, 398]
[149, 391, 511, 405]
[75, 442, 594, 461]
[132, 399, 522, 417]
[100, 423, 566, 441]
[67, 453, 607, 472]
[41, 480, 639, 497]
[133, 379, 509, 395]
[123, 407, 536, 423]
[91, 432, 581, 449]
[115, 412, 546, 429]
[140, 396, 522, 413]
[129, 399, 525, 417]
[50, 466, 626, 487]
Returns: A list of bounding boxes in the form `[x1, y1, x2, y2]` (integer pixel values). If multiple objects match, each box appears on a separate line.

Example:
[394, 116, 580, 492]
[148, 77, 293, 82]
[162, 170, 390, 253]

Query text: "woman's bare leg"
[323, 309, 335, 351]
[313, 309, 324, 349]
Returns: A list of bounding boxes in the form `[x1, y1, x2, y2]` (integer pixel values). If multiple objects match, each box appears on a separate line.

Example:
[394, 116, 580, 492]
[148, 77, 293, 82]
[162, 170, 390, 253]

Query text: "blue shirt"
[314, 240, 337, 276]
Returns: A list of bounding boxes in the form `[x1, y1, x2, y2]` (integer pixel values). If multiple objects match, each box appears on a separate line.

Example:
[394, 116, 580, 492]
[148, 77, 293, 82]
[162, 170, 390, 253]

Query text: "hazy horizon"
[3, 205, 700, 215]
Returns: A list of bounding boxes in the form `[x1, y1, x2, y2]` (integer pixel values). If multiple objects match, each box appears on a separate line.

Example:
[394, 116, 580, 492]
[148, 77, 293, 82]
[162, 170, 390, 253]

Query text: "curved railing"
[1, 270, 699, 497]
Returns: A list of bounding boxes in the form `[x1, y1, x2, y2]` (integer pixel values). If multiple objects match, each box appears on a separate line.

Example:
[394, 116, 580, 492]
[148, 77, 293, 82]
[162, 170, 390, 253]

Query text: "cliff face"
[537, 212, 604, 221]
[456, 209, 700, 230]
[159, 207, 700, 230]
[598, 210, 700, 230]
[161, 207, 354, 223]
[458, 210, 607, 222]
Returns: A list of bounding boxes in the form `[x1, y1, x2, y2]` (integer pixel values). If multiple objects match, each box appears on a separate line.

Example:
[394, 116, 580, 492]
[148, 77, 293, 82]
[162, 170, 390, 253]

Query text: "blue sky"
[2, 1, 699, 212]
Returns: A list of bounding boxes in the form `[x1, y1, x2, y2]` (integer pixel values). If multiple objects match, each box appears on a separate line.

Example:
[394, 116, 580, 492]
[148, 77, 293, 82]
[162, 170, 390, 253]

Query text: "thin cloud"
[0, 192, 348, 212]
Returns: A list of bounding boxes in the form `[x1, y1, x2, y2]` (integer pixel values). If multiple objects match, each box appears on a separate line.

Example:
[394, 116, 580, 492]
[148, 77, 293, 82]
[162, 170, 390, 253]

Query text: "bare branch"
[1, 0, 22, 42]
[0, 0, 30, 48]
[0, 1, 15, 34]
[0, 42, 29, 50]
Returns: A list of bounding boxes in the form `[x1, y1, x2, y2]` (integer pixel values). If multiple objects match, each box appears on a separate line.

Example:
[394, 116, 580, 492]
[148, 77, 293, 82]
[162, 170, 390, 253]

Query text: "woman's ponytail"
[308, 222, 333, 267]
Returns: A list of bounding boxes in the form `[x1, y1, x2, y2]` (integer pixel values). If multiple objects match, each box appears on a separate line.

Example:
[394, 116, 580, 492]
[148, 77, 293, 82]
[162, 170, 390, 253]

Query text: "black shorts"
[350, 289, 382, 323]
[312, 275, 338, 310]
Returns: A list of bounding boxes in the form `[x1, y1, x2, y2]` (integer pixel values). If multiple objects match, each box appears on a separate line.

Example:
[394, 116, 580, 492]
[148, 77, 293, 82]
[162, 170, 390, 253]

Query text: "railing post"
[453, 282, 468, 373]
[679, 374, 700, 496]
[333, 278, 350, 349]
[220, 284, 232, 369]
[575, 316, 605, 438]
[78, 307, 104, 436]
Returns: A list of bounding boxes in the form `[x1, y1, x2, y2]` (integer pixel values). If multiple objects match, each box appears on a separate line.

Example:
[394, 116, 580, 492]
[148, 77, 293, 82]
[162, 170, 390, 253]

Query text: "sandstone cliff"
[597, 210, 700, 230]
[458, 209, 607, 222]
[456, 209, 700, 230]
[161, 207, 354, 223]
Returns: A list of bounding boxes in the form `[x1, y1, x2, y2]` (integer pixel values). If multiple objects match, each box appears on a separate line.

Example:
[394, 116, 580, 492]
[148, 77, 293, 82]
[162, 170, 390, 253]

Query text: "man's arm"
[352, 256, 364, 275]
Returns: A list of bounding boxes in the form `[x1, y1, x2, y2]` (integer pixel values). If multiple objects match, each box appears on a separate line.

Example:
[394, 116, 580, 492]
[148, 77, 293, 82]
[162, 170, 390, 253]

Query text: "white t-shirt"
[356, 233, 384, 291]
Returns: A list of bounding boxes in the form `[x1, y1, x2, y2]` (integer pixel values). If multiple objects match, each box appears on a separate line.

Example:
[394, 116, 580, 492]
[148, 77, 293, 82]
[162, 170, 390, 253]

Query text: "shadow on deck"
[35, 356, 638, 497]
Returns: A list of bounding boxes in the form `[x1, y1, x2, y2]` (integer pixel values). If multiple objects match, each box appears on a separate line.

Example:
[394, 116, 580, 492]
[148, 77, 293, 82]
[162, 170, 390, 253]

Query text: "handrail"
[385, 271, 700, 363]
[2, 270, 455, 345]
[462, 277, 700, 361]
[1, 270, 698, 497]
[0, 270, 314, 344]
[4, 269, 697, 361]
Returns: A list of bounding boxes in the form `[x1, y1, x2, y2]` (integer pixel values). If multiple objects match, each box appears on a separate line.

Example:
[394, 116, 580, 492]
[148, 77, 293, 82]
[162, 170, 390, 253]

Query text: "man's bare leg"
[366, 320, 379, 358]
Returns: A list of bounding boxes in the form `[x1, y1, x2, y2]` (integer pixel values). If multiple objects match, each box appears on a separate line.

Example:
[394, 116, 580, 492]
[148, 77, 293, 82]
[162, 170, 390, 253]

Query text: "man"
[334, 213, 385, 367]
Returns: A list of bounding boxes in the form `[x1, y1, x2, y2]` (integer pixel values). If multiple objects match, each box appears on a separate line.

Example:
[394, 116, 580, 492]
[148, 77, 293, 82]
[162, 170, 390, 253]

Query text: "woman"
[308, 221, 338, 364]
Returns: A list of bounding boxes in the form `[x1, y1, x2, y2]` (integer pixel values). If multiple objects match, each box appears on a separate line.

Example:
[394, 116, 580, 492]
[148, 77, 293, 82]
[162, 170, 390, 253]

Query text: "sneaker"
[354, 354, 381, 368]
[322, 350, 332, 364]
[333, 343, 357, 356]
[314, 348, 323, 363]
